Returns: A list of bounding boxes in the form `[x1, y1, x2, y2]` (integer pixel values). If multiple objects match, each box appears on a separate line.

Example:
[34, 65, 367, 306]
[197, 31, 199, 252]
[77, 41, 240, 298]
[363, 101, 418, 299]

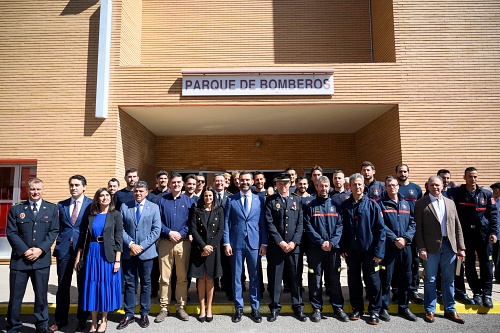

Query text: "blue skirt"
[82, 241, 122, 312]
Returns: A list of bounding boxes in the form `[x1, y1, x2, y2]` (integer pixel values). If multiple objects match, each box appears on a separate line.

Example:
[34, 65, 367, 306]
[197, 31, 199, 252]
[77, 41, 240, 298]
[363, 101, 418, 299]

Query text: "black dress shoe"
[206, 316, 213, 322]
[333, 307, 349, 322]
[455, 293, 474, 305]
[310, 309, 321, 322]
[117, 316, 135, 330]
[473, 294, 483, 306]
[293, 311, 307, 322]
[232, 309, 243, 323]
[379, 309, 390, 322]
[139, 314, 150, 328]
[398, 308, 417, 321]
[268, 310, 279, 322]
[250, 310, 262, 323]
[483, 295, 493, 308]
[410, 291, 424, 304]
[349, 310, 362, 321]
[368, 313, 379, 325]
[75, 319, 87, 332]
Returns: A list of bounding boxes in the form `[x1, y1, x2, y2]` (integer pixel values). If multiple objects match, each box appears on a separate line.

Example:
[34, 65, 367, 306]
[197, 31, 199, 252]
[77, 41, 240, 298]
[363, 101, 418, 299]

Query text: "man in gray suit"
[415, 176, 466, 324]
[117, 181, 161, 330]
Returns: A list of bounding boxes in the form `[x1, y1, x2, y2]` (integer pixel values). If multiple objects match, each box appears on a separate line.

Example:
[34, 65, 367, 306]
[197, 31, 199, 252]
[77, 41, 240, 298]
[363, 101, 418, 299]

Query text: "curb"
[1, 302, 499, 315]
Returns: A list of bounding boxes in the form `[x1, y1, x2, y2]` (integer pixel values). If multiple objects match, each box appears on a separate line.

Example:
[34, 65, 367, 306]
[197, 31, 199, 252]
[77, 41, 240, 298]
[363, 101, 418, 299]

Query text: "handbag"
[76, 228, 90, 272]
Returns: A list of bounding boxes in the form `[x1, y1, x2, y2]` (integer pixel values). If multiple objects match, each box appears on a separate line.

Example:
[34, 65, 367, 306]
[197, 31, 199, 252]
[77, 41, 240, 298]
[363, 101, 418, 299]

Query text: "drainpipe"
[95, 0, 112, 118]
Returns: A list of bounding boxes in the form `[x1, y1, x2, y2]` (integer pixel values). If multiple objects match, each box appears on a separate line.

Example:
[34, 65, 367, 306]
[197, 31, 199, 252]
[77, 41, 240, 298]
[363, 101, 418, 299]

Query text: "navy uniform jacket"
[265, 193, 303, 254]
[364, 179, 386, 202]
[304, 196, 343, 249]
[330, 189, 351, 207]
[449, 184, 498, 240]
[7, 200, 59, 270]
[378, 194, 415, 249]
[340, 195, 386, 259]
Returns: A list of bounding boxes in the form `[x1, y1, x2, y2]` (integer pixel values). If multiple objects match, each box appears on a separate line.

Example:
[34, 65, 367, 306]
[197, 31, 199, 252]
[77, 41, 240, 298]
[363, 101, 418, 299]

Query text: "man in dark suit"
[224, 171, 268, 323]
[6, 178, 59, 333]
[212, 174, 231, 295]
[265, 173, 306, 322]
[117, 181, 161, 330]
[415, 176, 466, 324]
[50, 175, 92, 332]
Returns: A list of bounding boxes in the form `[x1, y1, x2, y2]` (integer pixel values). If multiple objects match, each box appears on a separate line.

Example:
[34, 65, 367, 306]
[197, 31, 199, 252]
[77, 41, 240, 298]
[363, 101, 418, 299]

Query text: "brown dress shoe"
[424, 312, 435, 323]
[444, 311, 465, 324]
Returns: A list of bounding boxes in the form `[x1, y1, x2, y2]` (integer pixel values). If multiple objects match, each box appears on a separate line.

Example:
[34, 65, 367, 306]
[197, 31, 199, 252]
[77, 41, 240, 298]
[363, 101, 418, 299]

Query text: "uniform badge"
[409, 189, 415, 196]
[20, 213, 25, 219]
[291, 202, 297, 210]
[402, 204, 407, 210]
[330, 206, 334, 212]
[480, 198, 485, 205]
[374, 189, 379, 196]
[276, 203, 280, 209]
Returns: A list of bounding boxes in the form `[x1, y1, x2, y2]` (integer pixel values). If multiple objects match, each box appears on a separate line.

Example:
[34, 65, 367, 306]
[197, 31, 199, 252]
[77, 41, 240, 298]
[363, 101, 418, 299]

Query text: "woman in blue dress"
[75, 188, 123, 333]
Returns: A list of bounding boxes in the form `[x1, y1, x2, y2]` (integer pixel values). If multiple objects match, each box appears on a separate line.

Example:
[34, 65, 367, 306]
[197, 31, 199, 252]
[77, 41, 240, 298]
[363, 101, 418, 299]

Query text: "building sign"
[182, 72, 334, 96]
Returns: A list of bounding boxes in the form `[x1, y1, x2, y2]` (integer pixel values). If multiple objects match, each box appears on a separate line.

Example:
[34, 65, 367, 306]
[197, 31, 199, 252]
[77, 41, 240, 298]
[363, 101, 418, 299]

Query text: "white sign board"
[182, 74, 333, 96]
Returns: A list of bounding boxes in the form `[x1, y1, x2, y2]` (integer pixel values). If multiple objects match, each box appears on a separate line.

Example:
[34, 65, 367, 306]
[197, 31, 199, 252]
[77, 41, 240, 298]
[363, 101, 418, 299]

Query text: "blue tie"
[244, 195, 249, 216]
[136, 203, 142, 222]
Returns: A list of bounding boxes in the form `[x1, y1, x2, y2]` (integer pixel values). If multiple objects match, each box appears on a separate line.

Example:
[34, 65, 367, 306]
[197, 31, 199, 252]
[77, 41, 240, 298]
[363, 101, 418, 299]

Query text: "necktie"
[218, 193, 222, 206]
[71, 200, 79, 225]
[244, 195, 249, 215]
[32, 202, 38, 216]
[136, 203, 142, 222]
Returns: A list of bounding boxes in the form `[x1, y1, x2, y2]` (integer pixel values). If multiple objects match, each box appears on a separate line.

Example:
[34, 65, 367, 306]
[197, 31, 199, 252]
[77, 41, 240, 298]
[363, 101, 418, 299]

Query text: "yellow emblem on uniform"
[20, 213, 25, 219]
[276, 203, 280, 209]
[291, 202, 297, 210]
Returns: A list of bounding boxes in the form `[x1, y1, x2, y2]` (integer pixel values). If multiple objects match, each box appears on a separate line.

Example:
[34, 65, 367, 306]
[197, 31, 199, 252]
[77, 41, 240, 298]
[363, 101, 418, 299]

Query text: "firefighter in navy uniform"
[6, 178, 59, 333]
[449, 167, 498, 308]
[341, 173, 386, 325]
[304, 175, 348, 323]
[360, 161, 386, 202]
[378, 176, 417, 322]
[265, 173, 306, 322]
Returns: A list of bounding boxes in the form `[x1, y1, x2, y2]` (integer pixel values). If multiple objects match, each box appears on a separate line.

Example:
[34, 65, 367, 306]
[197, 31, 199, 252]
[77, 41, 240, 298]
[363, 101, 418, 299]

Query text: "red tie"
[71, 200, 78, 225]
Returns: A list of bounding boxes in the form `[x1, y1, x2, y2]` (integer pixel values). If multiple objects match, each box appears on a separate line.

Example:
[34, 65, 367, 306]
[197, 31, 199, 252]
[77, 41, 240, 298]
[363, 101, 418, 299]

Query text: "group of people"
[5, 162, 499, 333]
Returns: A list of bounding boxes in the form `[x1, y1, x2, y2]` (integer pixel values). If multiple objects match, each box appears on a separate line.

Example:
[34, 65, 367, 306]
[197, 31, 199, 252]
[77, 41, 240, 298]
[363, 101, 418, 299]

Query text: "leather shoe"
[310, 309, 321, 322]
[379, 309, 390, 322]
[75, 320, 87, 332]
[455, 293, 474, 305]
[117, 316, 135, 330]
[368, 313, 379, 325]
[139, 314, 149, 328]
[333, 307, 349, 322]
[483, 295, 493, 309]
[473, 294, 483, 306]
[410, 291, 424, 304]
[232, 309, 243, 323]
[444, 311, 465, 324]
[250, 310, 262, 323]
[293, 311, 307, 322]
[206, 316, 213, 322]
[268, 310, 279, 322]
[36, 328, 52, 333]
[349, 310, 362, 321]
[398, 308, 417, 321]
[425, 312, 435, 323]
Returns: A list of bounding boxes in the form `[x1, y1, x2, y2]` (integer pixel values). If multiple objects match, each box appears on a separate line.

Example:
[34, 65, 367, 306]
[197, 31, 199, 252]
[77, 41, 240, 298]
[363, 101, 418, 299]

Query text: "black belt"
[91, 236, 104, 242]
[442, 236, 449, 241]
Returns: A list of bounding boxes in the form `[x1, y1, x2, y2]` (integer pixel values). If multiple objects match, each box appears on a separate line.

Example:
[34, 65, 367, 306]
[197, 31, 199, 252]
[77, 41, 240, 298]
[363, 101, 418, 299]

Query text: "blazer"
[223, 192, 268, 250]
[80, 210, 123, 263]
[53, 195, 92, 259]
[120, 199, 161, 260]
[7, 200, 59, 270]
[414, 195, 465, 254]
[265, 193, 303, 254]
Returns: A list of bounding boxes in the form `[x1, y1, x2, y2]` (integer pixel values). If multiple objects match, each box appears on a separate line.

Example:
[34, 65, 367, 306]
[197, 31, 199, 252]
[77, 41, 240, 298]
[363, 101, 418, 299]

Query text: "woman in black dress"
[188, 187, 224, 322]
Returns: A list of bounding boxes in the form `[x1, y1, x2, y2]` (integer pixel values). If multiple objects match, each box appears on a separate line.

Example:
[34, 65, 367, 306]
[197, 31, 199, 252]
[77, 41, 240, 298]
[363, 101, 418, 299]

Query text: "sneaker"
[473, 294, 483, 307]
[155, 309, 168, 323]
[483, 295, 493, 308]
[310, 309, 321, 323]
[176, 308, 190, 321]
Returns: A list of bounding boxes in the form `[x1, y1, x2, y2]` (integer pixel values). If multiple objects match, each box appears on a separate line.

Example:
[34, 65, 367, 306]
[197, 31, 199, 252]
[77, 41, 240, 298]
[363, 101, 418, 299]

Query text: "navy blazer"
[53, 195, 92, 259]
[80, 210, 123, 263]
[7, 200, 59, 270]
[120, 199, 161, 260]
[223, 192, 267, 250]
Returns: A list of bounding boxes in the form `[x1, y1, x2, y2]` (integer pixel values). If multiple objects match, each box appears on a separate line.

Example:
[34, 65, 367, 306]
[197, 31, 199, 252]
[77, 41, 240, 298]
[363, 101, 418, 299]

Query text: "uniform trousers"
[380, 246, 411, 310]
[464, 229, 493, 296]
[307, 247, 343, 310]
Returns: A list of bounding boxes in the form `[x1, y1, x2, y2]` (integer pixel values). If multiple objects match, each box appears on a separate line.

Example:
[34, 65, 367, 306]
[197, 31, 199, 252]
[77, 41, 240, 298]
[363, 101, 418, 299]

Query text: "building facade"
[1, 0, 499, 258]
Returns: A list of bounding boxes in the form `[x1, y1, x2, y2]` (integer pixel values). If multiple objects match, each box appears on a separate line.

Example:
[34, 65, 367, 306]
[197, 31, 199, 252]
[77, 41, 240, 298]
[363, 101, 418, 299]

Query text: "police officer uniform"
[6, 199, 59, 333]
[264, 174, 305, 321]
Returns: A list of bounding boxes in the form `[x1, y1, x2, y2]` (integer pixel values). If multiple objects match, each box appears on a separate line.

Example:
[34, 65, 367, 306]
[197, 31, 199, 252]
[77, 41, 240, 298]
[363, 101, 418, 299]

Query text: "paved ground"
[1, 256, 499, 317]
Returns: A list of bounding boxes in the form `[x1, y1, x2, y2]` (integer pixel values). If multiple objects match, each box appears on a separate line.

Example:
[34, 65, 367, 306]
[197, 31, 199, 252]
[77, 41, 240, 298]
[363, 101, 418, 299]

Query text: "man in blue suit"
[117, 181, 161, 330]
[224, 171, 268, 323]
[50, 175, 92, 332]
